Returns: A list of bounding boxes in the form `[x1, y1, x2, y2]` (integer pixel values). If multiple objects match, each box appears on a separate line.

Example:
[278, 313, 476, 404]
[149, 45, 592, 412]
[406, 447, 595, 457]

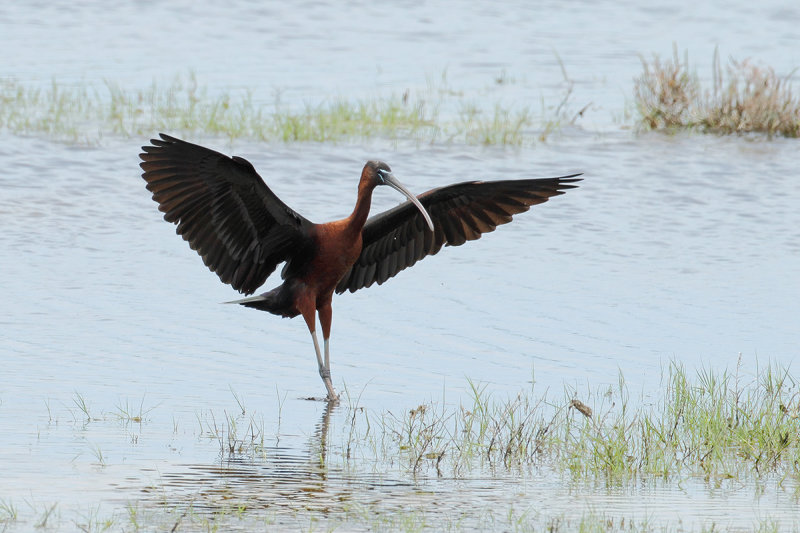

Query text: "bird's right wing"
[335, 174, 581, 294]
[139, 133, 314, 295]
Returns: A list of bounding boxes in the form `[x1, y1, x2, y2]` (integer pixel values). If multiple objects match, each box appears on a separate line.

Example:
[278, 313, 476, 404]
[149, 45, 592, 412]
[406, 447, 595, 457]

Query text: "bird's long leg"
[318, 301, 338, 402]
[309, 330, 337, 400]
[323, 338, 331, 382]
[300, 300, 338, 402]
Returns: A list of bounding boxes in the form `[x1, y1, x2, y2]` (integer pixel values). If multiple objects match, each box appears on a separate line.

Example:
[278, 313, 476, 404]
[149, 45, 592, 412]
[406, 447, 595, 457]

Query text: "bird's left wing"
[335, 174, 581, 294]
[139, 133, 314, 295]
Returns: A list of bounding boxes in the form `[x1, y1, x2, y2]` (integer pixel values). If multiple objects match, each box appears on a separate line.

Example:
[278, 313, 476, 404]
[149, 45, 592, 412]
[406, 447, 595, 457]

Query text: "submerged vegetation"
[0, 73, 581, 145]
[635, 47, 800, 137]
[6, 362, 800, 531]
[354, 360, 800, 483]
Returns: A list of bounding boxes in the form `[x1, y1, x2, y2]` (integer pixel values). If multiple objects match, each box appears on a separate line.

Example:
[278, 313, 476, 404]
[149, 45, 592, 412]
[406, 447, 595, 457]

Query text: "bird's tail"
[223, 285, 299, 318]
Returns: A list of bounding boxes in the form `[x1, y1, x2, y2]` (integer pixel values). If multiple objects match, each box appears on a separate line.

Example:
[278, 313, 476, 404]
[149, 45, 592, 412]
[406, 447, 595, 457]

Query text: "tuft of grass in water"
[635, 47, 699, 131]
[635, 45, 800, 137]
[74, 505, 114, 532]
[113, 396, 155, 424]
[32, 502, 58, 529]
[0, 498, 18, 523]
[0, 73, 581, 145]
[197, 400, 267, 459]
[701, 52, 800, 137]
[89, 444, 107, 467]
[72, 391, 94, 422]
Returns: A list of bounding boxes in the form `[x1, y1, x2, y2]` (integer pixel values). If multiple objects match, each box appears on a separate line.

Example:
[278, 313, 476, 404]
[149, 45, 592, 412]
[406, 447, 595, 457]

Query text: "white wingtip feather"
[222, 294, 267, 305]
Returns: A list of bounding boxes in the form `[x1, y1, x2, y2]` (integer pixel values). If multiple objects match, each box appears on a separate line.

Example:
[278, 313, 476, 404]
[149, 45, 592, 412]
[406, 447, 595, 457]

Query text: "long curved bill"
[383, 173, 435, 231]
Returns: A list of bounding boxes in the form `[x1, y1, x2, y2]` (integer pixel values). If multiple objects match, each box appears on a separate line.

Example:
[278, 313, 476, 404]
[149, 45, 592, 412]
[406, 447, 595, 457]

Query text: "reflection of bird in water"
[140, 134, 581, 401]
[310, 398, 335, 471]
[150, 401, 360, 518]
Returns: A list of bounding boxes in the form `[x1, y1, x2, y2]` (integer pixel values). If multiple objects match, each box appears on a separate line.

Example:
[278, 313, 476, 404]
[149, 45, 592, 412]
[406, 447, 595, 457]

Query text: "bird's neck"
[345, 183, 374, 237]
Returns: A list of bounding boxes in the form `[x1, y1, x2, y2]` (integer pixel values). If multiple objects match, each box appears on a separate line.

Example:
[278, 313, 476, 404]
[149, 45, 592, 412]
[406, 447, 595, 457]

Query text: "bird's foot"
[318, 370, 339, 403]
[323, 378, 339, 404]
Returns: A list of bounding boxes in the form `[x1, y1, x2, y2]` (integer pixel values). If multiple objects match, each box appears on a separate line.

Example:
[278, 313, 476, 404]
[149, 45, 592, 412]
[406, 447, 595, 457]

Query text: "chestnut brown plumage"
[139, 133, 581, 402]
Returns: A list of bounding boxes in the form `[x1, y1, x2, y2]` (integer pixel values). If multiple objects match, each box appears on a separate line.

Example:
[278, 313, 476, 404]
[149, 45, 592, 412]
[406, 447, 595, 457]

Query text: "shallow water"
[2, 0, 800, 530]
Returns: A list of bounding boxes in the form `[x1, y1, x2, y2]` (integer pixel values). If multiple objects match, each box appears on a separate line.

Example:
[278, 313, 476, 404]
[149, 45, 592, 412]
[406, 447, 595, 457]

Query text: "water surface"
[2, 0, 800, 530]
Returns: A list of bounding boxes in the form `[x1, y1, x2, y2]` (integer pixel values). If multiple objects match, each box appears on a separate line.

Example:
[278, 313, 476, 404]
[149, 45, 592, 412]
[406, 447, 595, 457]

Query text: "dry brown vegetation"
[635, 47, 800, 137]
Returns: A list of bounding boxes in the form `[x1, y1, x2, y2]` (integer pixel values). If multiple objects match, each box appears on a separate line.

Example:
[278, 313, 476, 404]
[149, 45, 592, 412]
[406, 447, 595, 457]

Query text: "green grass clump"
[0, 74, 579, 145]
[360, 361, 800, 483]
[560, 361, 800, 481]
[635, 46, 800, 137]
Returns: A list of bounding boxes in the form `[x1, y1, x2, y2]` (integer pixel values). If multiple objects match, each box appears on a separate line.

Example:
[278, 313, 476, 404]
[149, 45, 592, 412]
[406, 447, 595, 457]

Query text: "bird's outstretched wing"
[139, 133, 313, 295]
[336, 174, 581, 294]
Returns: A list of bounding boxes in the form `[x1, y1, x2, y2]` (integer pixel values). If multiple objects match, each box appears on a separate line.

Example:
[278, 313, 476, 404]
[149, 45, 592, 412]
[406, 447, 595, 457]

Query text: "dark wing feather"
[139, 133, 313, 295]
[336, 174, 581, 294]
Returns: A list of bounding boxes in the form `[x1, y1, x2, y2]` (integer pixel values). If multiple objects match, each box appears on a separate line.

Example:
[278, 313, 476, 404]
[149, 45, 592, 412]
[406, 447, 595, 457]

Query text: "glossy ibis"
[139, 134, 581, 401]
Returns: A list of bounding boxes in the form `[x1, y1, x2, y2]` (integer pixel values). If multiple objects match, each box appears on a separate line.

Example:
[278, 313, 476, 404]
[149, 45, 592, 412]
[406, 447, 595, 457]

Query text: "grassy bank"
[0, 74, 578, 145]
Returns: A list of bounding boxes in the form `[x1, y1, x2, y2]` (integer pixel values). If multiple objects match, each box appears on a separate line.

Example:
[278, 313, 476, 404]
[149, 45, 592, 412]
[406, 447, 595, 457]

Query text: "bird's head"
[362, 161, 434, 231]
